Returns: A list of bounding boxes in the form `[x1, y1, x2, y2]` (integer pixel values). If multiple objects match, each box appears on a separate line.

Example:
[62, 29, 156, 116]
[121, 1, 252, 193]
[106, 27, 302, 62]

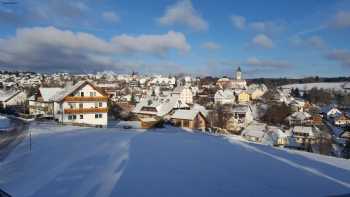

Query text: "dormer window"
[81, 92, 84, 97]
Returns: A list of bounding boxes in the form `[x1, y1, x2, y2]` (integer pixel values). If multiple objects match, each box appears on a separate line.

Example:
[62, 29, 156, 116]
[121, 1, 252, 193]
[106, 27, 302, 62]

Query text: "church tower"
[235, 67, 242, 80]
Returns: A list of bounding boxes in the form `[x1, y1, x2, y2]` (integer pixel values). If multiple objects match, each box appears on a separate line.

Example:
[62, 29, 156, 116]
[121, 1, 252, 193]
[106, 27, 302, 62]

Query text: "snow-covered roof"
[133, 95, 189, 117]
[0, 90, 22, 102]
[191, 104, 208, 117]
[287, 112, 311, 121]
[171, 110, 202, 120]
[232, 105, 252, 113]
[215, 89, 234, 99]
[39, 88, 63, 102]
[53, 80, 106, 102]
[268, 126, 289, 139]
[247, 83, 268, 93]
[241, 122, 266, 138]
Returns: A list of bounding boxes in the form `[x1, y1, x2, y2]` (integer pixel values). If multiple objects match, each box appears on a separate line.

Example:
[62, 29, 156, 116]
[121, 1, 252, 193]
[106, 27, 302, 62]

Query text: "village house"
[28, 87, 63, 117]
[266, 126, 289, 147]
[241, 122, 267, 143]
[311, 115, 323, 126]
[321, 106, 342, 120]
[334, 114, 350, 127]
[171, 86, 193, 104]
[132, 95, 189, 119]
[231, 105, 253, 127]
[289, 99, 306, 112]
[0, 90, 27, 110]
[286, 111, 311, 126]
[214, 89, 235, 104]
[52, 80, 109, 127]
[171, 110, 207, 130]
[247, 84, 268, 100]
[237, 91, 250, 104]
[291, 126, 316, 145]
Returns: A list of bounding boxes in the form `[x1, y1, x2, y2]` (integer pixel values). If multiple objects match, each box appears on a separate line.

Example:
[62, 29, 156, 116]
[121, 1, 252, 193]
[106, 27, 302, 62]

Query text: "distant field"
[281, 82, 348, 91]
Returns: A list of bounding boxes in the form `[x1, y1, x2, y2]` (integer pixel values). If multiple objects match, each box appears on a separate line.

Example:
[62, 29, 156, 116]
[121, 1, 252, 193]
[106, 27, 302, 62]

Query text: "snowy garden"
[0, 121, 350, 197]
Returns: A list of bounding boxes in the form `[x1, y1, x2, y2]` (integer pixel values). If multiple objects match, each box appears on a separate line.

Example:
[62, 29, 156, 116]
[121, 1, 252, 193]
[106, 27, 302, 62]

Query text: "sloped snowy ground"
[0, 122, 350, 197]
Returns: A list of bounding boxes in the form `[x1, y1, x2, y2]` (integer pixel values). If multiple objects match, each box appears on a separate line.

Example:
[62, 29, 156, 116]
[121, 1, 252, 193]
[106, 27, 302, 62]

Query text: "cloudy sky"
[1, 0, 350, 77]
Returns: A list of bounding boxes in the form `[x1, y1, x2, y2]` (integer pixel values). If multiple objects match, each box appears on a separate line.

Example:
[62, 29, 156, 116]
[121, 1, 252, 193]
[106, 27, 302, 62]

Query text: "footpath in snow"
[0, 122, 350, 197]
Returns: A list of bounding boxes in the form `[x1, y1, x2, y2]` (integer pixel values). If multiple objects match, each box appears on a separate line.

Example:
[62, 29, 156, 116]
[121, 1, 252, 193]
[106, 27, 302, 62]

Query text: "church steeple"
[235, 66, 242, 80]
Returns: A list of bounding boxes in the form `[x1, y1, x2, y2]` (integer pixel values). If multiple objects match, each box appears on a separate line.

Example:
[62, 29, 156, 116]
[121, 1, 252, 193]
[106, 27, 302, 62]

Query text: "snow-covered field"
[281, 82, 347, 92]
[1, 122, 350, 197]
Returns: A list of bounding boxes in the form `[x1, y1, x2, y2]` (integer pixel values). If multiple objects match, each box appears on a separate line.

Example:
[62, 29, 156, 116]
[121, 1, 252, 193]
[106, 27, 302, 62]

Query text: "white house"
[247, 83, 268, 100]
[171, 86, 193, 104]
[241, 122, 267, 143]
[266, 126, 289, 147]
[0, 90, 27, 109]
[28, 87, 63, 117]
[291, 126, 316, 145]
[132, 95, 189, 119]
[286, 111, 311, 126]
[53, 81, 108, 127]
[231, 105, 253, 127]
[321, 106, 342, 119]
[214, 89, 235, 104]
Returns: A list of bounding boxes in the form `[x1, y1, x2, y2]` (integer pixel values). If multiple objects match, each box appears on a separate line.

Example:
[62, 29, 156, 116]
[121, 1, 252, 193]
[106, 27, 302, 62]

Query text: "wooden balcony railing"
[64, 108, 108, 114]
[64, 96, 108, 102]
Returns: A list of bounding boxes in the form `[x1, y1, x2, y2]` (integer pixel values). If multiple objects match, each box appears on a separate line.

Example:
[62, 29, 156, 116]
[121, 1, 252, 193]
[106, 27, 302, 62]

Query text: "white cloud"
[0, 26, 190, 72]
[246, 57, 292, 68]
[230, 15, 246, 30]
[251, 34, 274, 49]
[201, 42, 221, 50]
[326, 49, 350, 67]
[102, 11, 120, 23]
[329, 11, 350, 28]
[249, 21, 285, 34]
[157, 0, 208, 31]
[112, 31, 190, 54]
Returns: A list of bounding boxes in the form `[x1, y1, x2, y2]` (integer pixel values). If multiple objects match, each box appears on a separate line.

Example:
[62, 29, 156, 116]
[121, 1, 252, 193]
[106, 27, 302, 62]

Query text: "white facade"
[214, 89, 235, 104]
[54, 81, 108, 127]
[172, 86, 193, 104]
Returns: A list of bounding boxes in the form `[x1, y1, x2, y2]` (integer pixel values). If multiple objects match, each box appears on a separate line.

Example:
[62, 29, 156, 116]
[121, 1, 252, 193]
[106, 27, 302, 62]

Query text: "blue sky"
[1, 0, 350, 78]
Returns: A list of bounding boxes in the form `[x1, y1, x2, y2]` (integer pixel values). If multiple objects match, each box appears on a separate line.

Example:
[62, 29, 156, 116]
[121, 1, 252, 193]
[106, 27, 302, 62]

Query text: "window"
[90, 92, 96, 97]
[99, 102, 102, 107]
[80, 114, 83, 119]
[79, 103, 83, 109]
[80, 92, 84, 97]
[95, 114, 103, 119]
[69, 103, 76, 109]
[68, 115, 76, 120]
[95, 102, 98, 108]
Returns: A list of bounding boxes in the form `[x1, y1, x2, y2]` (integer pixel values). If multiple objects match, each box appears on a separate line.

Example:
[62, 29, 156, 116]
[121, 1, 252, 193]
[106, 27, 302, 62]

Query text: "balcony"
[64, 96, 108, 102]
[64, 108, 108, 114]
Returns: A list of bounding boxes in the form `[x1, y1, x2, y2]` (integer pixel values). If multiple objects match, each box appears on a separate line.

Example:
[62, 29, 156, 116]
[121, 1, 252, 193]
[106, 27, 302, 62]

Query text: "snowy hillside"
[281, 82, 349, 92]
[0, 122, 350, 197]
